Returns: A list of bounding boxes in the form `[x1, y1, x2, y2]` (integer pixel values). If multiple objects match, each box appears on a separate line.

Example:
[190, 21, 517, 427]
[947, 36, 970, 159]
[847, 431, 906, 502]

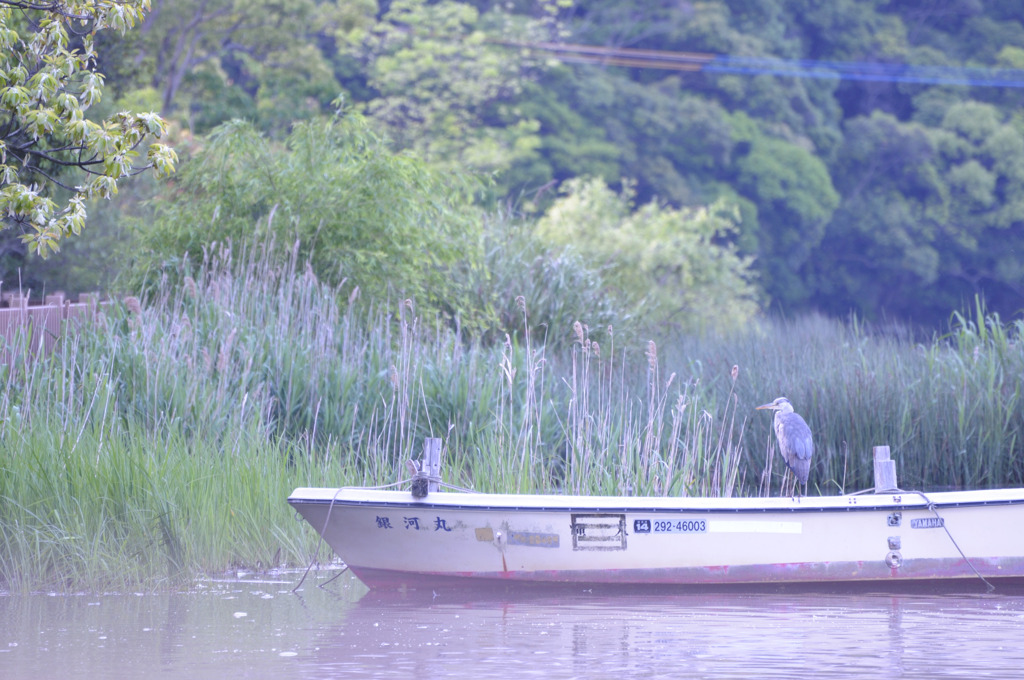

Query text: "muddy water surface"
[3, 571, 1024, 679]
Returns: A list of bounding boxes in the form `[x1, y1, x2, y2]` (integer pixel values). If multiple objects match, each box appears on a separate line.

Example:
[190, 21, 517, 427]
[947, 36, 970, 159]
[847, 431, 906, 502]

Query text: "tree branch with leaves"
[0, 0, 176, 255]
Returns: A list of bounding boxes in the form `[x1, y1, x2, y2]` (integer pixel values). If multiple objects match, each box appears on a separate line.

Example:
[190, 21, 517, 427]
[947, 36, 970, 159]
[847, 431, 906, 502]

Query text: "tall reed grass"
[1, 245, 1022, 591]
[677, 303, 1024, 493]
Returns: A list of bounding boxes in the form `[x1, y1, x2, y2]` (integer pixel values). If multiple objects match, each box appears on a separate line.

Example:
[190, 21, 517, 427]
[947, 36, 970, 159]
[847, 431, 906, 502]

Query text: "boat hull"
[287, 487, 1024, 590]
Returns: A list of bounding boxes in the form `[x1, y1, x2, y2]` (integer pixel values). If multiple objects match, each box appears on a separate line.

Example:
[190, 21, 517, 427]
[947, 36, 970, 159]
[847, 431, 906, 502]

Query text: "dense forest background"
[8, 0, 1024, 337]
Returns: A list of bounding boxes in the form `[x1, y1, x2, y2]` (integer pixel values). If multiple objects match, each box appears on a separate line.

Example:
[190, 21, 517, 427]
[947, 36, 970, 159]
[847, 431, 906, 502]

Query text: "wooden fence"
[0, 293, 104, 364]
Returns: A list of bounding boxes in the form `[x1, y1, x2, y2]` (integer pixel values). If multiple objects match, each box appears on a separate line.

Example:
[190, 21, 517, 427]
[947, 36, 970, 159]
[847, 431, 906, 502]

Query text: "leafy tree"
[814, 103, 1024, 322]
[340, 0, 557, 182]
[0, 0, 176, 255]
[110, 0, 372, 135]
[499, 74, 624, 209]
[514, 64, 740, 210]
[930, 101, 1024, 317]
[731, 124, 840, 310]
[134, 109, 487, 330]
[604, 75, 736, 207]
[535, 177, 759, 335]
[811, 111, 947, 319]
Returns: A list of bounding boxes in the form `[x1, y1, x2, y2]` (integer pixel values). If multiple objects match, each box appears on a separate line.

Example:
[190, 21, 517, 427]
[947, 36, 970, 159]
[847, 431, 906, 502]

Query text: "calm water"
[3, 570, 1024, 679]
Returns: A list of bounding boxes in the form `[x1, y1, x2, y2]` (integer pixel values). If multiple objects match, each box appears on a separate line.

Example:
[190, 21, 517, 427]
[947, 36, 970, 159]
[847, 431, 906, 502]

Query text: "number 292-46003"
[633, 519, 707, 534]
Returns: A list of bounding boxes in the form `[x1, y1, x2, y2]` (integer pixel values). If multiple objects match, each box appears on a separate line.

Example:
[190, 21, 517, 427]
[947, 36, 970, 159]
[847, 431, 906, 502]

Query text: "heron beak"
[755, 403, 774, 410]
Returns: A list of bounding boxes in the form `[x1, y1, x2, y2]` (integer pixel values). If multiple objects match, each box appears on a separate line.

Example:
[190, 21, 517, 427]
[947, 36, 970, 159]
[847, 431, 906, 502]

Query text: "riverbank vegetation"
[1, 251, 1022, 591]
[4, 1, 1024, 593]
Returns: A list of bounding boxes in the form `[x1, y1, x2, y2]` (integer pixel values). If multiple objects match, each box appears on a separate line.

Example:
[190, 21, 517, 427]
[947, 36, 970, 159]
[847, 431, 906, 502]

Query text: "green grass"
[2, 248, 1022, 592]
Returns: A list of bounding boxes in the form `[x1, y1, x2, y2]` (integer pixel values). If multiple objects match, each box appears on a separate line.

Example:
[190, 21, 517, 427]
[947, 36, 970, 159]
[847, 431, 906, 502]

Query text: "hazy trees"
[536, 177, 759, 334]
[8, 0, 1024, 331]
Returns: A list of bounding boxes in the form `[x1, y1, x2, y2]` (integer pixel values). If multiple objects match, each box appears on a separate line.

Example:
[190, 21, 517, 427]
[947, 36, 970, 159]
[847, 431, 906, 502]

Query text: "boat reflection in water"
[3, 571, 1023, 679]
[300, 580, 1024, 679]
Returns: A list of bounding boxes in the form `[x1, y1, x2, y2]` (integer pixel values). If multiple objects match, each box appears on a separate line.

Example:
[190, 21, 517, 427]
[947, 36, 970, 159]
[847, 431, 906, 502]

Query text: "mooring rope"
[352, 477, 417, 490]
[907, 489, 996, 593]
[314, 564, 350, 589]
[438, 480, 481, 494]
[291, 474, 480, 591]
[345, 476, 481, 494]
[292, 487, 345, 593]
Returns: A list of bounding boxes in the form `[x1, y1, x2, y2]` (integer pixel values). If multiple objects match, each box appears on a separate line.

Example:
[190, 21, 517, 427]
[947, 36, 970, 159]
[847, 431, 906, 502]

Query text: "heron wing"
[779, 413, 814, 461]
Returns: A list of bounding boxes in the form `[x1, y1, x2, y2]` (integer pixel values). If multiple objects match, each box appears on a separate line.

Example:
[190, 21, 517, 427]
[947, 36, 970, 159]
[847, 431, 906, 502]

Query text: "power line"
[516, 42, 1024, 88]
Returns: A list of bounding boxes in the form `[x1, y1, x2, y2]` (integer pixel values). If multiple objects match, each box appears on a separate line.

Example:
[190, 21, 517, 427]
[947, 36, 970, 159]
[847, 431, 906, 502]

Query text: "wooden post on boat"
[411, 438, 443, 498]
[423, 438, 442, 493]
[873, 446, 899, 493]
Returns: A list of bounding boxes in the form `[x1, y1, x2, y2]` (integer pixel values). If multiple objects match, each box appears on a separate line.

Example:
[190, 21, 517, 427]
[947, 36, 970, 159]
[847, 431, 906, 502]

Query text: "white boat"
[288, 441, 1024, 590]
[287, 484, 1024, 591]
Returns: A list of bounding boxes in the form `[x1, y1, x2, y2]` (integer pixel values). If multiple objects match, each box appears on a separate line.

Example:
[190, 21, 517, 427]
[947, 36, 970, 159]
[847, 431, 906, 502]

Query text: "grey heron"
[756, 397, 813, 495]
